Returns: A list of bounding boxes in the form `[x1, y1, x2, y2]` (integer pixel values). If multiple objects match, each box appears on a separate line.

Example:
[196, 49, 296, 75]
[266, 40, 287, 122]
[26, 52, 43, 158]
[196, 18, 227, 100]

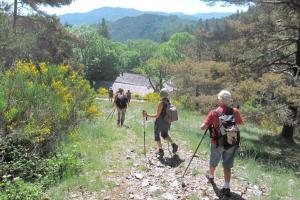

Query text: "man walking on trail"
[108, 87, 114, 102]
[114, 88, 128, 127]
[143, 88, 178, 157]
[200, 90, 243, 197]
[126, 90, 132, 105]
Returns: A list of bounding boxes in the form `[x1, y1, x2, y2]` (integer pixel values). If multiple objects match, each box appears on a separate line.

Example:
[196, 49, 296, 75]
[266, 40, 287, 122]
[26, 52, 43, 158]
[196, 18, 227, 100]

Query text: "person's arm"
[200, 111, 213, 131]
[146, 102, 163, 119]
[234, 108, 244, 125]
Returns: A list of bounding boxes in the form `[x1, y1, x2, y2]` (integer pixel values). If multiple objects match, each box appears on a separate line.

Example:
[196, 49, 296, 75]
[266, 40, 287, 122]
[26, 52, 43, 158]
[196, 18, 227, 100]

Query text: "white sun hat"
[159, 88, 169, 99]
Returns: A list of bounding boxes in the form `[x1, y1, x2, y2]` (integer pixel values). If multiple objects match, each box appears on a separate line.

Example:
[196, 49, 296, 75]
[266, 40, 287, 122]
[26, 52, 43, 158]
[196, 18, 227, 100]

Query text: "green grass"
[47, 101, 300, 199]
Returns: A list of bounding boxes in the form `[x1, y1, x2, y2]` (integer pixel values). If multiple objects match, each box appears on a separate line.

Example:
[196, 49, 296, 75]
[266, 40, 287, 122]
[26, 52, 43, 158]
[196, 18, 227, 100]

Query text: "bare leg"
[210, 165, 217, 177]
[165, 136, 174, 144]
[156, 140, 163, 150]
[223, 167, 231, 185]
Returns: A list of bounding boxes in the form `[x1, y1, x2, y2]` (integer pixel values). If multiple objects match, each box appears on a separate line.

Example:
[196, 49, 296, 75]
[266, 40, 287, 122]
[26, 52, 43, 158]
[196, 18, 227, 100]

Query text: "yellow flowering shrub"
[144, 92, 160, 102]
[98, 87, 108, 96]
[0, 62, 98, 151]
[132, 93, 143, 100]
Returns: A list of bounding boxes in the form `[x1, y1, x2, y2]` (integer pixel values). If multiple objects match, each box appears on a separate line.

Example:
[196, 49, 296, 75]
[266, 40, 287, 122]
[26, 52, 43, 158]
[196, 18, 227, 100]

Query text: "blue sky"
[40, 0, 248, 15]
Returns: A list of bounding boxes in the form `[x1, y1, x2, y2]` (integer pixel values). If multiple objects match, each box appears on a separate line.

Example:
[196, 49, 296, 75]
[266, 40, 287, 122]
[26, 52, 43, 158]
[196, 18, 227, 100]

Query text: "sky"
[40, 0, 248, 15]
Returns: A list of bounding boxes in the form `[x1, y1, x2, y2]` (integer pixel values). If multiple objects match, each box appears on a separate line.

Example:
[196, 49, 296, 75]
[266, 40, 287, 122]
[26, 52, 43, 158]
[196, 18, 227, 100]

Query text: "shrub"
[0, 138, 83, 189]
[132, 93, 143, 100]
[187, 95, 216, 114]
[0, 177, 44, 200]
[98, 87, 108, 96]
[0, 62, 98, 153]
[144, 92, 160, 102]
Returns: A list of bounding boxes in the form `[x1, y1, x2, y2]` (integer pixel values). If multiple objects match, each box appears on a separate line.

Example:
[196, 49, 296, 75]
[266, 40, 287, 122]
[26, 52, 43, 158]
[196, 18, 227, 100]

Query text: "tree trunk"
[280, 124, 294, 143]
[159, 70, 163, 90]
[13, 0, 17, 33]
[279, 105, 297, 143]
[279, 22, 300, 143]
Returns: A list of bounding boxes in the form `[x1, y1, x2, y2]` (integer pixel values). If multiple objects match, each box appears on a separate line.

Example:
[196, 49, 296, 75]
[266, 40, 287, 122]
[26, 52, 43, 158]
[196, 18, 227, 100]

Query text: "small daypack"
[213, 107, 240, 149]
[162, 100, 178, 124]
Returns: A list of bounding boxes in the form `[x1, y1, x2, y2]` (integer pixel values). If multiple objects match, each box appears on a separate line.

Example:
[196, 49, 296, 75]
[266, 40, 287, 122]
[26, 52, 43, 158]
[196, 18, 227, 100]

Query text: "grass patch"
[46, 102, 126, 199]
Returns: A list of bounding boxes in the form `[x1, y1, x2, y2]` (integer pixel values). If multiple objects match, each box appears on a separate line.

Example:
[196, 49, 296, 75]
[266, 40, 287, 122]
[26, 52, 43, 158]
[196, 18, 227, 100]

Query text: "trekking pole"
[181, 127, 209, 187]
[142, 110, 147, 157]
[109, 108, 116, 121]
[105, 109, 115, 121]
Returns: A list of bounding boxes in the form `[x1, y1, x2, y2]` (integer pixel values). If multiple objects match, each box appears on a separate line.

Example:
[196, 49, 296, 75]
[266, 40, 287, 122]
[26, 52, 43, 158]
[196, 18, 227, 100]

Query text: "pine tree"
[97, 18, 110, 39]
[12, 0, 73, 32]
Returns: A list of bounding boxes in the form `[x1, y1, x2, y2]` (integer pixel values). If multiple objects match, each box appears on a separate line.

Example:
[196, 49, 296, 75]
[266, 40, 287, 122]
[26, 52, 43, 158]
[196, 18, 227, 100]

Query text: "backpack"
[212, 107, 240, 149]
[162, 100, 178, 124]
[116, 94, 127, 108]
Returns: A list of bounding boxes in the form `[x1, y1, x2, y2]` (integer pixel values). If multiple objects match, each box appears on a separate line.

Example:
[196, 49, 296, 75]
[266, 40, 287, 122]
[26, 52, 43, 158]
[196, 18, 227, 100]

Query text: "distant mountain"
[108, 14, 196, 42]
[59, 7, 233, 25]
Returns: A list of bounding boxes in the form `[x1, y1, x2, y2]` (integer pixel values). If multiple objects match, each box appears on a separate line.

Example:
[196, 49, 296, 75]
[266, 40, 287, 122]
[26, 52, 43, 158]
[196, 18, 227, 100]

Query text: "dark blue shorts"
[154, 118, 170, 141]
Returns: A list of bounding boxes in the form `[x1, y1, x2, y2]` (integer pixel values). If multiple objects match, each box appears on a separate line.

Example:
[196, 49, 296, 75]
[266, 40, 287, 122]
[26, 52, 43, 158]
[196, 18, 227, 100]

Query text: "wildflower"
[40, 62, 48, 73]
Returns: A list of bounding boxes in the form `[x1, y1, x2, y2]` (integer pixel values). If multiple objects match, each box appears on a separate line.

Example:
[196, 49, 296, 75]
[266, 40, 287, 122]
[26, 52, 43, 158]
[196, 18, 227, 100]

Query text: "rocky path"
[84, 129, 267, 200]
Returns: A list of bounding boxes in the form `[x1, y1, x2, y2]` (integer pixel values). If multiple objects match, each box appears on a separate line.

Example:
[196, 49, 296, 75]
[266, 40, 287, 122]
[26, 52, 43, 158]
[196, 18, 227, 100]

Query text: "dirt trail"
[96, 129, 266, 200]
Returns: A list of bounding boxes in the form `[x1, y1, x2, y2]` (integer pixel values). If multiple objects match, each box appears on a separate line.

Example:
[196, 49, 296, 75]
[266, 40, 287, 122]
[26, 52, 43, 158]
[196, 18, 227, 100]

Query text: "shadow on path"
[158, 154, 185, 168]
[211, 182, 245, 200]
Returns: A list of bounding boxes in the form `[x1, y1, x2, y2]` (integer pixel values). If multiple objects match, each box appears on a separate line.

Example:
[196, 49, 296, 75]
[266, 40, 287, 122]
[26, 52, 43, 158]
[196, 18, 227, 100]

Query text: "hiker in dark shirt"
[143, 88, 178, 157]
[126, 90, 132, 105]
[108, 87, 114, 102]
[114, 88, 128, 127]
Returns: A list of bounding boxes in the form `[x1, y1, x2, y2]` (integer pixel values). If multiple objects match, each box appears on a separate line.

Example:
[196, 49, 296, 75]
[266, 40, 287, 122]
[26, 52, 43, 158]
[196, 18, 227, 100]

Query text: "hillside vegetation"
[47, 101, 300, 199]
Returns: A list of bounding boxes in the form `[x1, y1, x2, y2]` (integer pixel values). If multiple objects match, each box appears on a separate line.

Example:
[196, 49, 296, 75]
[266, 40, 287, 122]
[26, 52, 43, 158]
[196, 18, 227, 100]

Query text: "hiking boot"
[205, 171, 214, 183]
[171, 143, 178, 153]
[221, 188, 231, 197]
[157, 149, 164, 157]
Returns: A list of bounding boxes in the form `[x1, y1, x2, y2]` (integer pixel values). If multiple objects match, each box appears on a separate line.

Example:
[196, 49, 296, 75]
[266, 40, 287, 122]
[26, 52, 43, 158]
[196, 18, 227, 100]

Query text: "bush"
[132, 93, 143, 100]
[0, 177, 43, 200]
[184, 95, 217, 114]
[98, 87, 108, 96]
[0, 138, 83, 189]
[0, 62, 99, 153]
[144, 92, 160, 102]
[0, 62, 93, 198]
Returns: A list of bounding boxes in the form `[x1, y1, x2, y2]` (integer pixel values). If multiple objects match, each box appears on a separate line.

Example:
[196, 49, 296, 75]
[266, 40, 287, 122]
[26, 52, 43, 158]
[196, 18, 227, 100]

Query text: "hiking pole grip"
[182, 127, 209, 179]
[142, 110, 148, 120]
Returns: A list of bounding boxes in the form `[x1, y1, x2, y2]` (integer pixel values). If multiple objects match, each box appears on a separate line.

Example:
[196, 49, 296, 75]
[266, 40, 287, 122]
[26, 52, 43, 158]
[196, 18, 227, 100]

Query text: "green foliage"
[0, 13, 78, 68]
[72, 25, 121, 82]
[97, 18, 110, 39]
[109, 14, 196, 42]
[0, 62, 98, 151]
[0, 177, 44, 200]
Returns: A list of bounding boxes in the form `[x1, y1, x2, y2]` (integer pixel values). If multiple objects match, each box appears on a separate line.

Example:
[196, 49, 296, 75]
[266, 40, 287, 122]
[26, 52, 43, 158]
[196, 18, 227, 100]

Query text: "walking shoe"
[171, 143, 178, 153]
[157, 149, 164, 157]
[205, 171, 214, 183]
[220, 188, 231, 197]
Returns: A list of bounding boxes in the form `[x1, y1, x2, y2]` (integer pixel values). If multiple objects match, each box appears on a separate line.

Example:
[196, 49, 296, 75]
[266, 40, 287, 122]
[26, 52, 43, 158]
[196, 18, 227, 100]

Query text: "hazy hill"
[59, 7, 233, 25]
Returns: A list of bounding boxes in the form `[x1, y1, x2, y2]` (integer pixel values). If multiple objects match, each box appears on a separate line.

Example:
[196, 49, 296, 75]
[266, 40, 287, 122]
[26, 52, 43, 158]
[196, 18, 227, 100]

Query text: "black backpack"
[116, 95, 127, 108]
[212, 107, 240, 149]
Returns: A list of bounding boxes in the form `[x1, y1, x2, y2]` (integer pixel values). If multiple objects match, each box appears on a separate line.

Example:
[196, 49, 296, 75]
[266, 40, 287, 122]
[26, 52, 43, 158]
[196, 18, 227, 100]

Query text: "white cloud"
[40, 0, 248, 15]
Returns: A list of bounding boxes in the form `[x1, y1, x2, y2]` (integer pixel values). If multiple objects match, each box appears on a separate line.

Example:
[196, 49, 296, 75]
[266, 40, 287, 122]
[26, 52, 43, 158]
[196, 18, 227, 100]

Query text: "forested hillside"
[109, 14, 195, 42]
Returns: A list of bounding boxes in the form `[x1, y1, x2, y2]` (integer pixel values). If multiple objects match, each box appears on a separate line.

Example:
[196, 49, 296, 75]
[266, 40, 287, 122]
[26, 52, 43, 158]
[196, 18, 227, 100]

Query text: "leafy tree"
[71, 25, 120, 86]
